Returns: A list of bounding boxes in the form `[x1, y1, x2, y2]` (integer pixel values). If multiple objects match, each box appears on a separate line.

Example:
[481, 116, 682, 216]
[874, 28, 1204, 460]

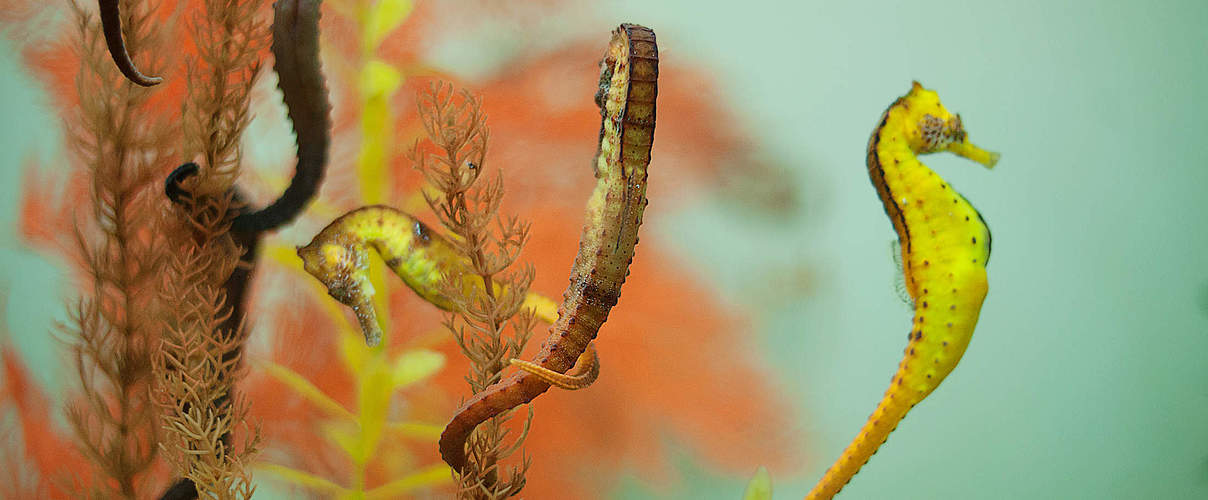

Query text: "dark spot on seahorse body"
[578, 279, 620, 310]
[595, 62, 615, 109]
[413, 220, 432, 245]
[972, 237, 977, 244]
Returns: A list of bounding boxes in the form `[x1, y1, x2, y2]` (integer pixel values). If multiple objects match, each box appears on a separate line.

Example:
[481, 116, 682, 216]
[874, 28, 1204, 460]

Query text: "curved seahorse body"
[297, 204, 603, 373]
[806, 82, 998, 500]
[99, 0, 162, 86]
[231, 0, 330, 234]
[437, 23, 658, 473]
[297, 206, 473, 346]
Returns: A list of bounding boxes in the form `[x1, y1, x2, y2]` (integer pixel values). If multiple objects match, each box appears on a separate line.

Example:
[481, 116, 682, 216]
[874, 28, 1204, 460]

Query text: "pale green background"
[3, 0, 1207, 498]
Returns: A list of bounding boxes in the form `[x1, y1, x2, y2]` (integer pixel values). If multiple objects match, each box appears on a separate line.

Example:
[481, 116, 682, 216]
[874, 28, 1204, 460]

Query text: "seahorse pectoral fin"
[510, 344, 600, 390]
[949, 140, 1000, 169]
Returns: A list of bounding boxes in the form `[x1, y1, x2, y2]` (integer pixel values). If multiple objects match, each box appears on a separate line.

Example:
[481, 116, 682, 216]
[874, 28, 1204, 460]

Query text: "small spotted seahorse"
[805, 82, 998, 499]
[437, 23, 658, 473]
[298, 206, 492, 344]
[296, 206, 602, 378]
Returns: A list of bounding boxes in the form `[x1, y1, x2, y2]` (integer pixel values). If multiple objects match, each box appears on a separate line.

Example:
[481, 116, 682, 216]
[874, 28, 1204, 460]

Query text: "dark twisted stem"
[99, 0, 162, 86]
[159, 164, 263, 500]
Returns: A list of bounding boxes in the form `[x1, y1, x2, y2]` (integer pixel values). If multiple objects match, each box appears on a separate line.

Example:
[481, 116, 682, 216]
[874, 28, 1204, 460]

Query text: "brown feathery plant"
[156, 192, 259, 499]
[154, 0, 267, 498]
[61, 0, 174, 497]
[413, 81, 537, 499]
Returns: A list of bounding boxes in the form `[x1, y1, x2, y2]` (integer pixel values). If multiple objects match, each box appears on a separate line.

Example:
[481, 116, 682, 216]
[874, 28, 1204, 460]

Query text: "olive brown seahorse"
[805, 82, 998, 499]
[435, 23, 658, 473]
[295, 204, 604, 379]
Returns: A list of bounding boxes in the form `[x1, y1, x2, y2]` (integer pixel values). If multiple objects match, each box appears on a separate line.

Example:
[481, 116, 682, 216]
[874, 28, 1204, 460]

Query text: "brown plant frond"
[412, 80, 535, 499]
[61, 1, 177, 497]
[154, 194, 260, 500]
[182, 0, 267, 194]
[151, 1, 268, 498]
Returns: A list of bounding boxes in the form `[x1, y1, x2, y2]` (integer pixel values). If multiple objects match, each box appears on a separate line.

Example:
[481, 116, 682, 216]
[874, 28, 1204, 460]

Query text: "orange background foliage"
[1, 0, 805, 497]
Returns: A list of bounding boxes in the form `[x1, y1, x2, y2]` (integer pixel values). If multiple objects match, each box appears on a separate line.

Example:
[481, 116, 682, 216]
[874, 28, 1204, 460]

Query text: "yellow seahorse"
[296, 205, 599, 381]
[806, 82, 998, 499]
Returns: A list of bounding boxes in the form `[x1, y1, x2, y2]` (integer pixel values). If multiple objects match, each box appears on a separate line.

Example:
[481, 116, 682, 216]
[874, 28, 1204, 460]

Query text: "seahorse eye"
[919, 114, 945, 150]
[948, 114, 966, 141]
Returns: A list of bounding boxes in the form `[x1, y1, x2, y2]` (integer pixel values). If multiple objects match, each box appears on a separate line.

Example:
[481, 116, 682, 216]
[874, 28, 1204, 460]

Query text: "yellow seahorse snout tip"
[950, 140, 1001, 169]
[984, 151, 1001, 168]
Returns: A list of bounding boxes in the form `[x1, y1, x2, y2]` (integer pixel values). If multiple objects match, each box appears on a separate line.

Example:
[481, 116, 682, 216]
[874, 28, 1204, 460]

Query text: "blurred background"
[2, 0, 1207, 498]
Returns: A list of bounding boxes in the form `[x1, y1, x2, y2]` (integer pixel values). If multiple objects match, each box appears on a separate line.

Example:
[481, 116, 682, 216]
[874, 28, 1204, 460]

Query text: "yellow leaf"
[359, 59, 402, 98]
[742, 466, 773, 500]
[365, 464, 452, 499]
[260, 362, 355, 421]
[354, 352, 393, 463]
[339, 327, 376, 376]
[392, 349, 445, 389]
[322, 420, 366, 463]
[365, 0, 413, 50]
[258, 463, 349, 496]
[264, 242, 303, 270]
[386, 421, 445, 442]
[357, 59, 401, 206]
[523, 291, 560, 324]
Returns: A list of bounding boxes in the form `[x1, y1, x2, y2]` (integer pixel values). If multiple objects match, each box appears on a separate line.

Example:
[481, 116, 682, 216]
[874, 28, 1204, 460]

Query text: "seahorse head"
[297, 239, 383, 346]
[901, 81, 967, 153]
[899, 82, 999, 167]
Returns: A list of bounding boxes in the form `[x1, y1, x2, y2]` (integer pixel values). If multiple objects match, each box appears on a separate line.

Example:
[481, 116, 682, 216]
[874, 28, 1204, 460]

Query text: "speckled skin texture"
[807, 82, 998, 500]
[296, 205, 469, 346]
[438, 23, 659, 473]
